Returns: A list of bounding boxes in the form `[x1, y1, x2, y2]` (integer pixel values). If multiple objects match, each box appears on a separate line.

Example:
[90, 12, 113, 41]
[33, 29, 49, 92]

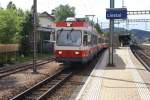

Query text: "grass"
[17, 52, 53, 62]
[0, 52, 53, 66]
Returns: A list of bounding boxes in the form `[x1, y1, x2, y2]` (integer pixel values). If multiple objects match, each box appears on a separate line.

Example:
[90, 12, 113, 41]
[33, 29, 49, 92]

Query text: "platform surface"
[142, 43, 150, 46]
[76, 47, 150, 100]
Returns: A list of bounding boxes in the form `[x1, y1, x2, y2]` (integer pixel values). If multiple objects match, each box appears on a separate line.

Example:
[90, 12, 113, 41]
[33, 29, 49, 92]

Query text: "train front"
[54, 19, 90, 63]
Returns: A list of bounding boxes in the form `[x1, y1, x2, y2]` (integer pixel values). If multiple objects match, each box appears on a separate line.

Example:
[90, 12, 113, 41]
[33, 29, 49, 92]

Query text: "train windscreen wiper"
[57, 28, 63, 39]
[67, 28, 74, 39]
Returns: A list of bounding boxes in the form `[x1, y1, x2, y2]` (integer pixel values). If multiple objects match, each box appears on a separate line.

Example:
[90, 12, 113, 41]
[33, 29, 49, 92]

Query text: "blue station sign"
[106, 8, 127, 19]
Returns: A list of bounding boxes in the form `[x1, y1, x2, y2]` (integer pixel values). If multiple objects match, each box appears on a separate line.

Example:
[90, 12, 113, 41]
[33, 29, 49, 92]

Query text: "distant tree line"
[0, 1, 104, 56]
[0, 1, 33, 55]
[51, 4, 75, 22]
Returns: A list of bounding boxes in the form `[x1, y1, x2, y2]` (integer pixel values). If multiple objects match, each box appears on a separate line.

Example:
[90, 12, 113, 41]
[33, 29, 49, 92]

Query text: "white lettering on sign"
[107, 13, 122, 18]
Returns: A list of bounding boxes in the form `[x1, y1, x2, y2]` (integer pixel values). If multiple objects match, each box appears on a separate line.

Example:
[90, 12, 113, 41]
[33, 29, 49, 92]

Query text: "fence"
[0, 44, 19, 53]
[0, 42, 54, 67]
[0, 29, 55, 67]
[0, 44, 19, 66]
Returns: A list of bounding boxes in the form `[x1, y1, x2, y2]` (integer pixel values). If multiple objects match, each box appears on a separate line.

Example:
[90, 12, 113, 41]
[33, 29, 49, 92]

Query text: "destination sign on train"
[106, 8, 127, 19]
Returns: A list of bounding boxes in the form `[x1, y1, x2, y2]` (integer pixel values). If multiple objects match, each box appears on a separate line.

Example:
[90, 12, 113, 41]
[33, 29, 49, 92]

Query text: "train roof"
[55, 21, 90, 28]
[54, 21, 98, 33]
[52, 18, 101, 36]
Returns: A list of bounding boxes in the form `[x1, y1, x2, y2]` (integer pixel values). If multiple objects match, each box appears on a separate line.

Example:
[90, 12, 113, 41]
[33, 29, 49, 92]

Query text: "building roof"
[39, 11, 55, 19]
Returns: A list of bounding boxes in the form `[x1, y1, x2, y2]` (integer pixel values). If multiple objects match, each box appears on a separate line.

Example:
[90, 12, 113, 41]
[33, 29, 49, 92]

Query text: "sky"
[0, 0, 150, 31]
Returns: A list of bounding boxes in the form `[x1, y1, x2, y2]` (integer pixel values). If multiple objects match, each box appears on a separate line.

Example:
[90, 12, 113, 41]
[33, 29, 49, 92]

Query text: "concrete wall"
[39, 17, 53, 28]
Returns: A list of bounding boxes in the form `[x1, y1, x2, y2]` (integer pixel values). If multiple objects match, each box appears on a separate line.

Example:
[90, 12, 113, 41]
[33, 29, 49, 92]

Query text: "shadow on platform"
[95, 52, 126, 70]
[107, 53, 126, 70]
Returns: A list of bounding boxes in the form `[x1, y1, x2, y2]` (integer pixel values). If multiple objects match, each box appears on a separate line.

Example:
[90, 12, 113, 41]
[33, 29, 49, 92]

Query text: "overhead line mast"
[122, 0, 125, 8]
[33, 0, 37, 73]
[108, 0, 115, 66]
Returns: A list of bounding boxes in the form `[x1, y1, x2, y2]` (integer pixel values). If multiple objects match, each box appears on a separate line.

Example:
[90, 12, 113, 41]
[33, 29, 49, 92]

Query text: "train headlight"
[75, 51, 80, 55]
[58, 51, 62, 54]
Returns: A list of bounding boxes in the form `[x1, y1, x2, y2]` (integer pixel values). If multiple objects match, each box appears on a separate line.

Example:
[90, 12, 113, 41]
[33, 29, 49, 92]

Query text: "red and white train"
[53, 18, 108, 63]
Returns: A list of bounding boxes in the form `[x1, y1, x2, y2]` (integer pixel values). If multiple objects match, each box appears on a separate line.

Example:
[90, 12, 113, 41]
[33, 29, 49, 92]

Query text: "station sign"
[106, 8, 127, 19]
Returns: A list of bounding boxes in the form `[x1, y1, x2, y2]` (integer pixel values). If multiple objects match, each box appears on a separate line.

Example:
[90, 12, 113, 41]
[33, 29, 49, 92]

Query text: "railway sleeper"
[33, 90, 45, 94]
[24, 96, 38, 100]
[38, 88, 49, 91]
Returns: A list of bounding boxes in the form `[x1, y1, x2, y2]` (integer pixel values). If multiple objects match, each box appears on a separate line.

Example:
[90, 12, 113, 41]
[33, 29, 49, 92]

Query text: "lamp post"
[33, 0, 37, 73]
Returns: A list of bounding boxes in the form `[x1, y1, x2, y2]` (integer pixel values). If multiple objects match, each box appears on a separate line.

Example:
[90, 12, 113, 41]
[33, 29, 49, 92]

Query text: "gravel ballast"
[0, 61, 62, 99]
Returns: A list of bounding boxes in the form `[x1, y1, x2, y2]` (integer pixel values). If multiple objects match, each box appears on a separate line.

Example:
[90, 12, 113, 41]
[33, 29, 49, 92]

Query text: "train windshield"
[56, 29, 82, 46]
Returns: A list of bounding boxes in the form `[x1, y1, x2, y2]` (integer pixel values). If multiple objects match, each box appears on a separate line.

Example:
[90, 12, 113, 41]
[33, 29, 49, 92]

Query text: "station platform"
[142, 43, 150, 46]
[76, 47, 150, 100]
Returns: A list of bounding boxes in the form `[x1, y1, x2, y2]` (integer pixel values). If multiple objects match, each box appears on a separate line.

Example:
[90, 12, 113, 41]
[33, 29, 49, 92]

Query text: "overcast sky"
[0, 0, 150, 31]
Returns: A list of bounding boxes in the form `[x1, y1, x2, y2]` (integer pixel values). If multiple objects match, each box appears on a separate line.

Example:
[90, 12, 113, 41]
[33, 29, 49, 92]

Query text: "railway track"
[50, 49, 107, 99]
[0, 57, 55, 78]
[11, 68, 72, 100]
[131, 45, 150, 71]
[10, 49, 106, 100]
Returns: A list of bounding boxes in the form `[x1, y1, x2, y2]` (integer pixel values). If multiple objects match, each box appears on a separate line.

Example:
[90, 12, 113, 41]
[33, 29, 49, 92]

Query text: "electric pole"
[97, 18, 99, 24]
[122, 0, 125, 8]
[109, 0, 115, 66]
[85, 15, 95, 30]
[33, 0, 37, 73]
[0, 2, 2, 9]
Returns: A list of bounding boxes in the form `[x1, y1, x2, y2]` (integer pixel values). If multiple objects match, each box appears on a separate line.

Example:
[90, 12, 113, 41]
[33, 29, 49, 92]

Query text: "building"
[38, 11, 55, 28]
[37, 12, 55, 53]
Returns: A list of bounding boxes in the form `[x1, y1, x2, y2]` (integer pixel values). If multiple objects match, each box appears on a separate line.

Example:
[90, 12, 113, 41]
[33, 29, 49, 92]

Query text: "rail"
[131, 45, 150, 71]
[11, 68, 72, 100]
[0, 57, 55, 78]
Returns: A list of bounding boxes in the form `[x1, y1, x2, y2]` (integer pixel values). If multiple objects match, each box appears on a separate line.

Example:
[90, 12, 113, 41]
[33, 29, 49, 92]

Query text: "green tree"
[0, 3, 2, 9]
[7, 1, 16, 10]
[0, 9, 23, 44]
[52, 4, 75, 22]
[0, 7, 3, 9]
[19, 11, 33, 55]
[103, 32, 109, 37]
[94, 23, 103, 34]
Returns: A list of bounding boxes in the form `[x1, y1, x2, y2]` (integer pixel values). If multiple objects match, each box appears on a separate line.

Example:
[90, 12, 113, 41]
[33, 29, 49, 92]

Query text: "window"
[50, 30, 55, 42]
[56, 29, 82, 46]
[83, 31, 88, 46]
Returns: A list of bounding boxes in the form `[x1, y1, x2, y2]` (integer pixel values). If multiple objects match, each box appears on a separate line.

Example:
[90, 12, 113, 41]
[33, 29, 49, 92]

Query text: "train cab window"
[91, 34, 94, 45]
[88, 34, 91, 45]
[91, 35, 97, 45]
[57, 30, 82, 46]
[83, 31, 88, 46]
[50, 31, 55, 42]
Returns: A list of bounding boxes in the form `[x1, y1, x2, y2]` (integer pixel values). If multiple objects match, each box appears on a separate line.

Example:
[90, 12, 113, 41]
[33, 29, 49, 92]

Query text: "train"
[53, 17, 108, 63]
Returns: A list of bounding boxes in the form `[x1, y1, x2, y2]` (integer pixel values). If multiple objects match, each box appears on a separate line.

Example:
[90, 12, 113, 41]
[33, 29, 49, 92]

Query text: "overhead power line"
[128, 10, 150, 15]
[115, 19, 150, 23]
